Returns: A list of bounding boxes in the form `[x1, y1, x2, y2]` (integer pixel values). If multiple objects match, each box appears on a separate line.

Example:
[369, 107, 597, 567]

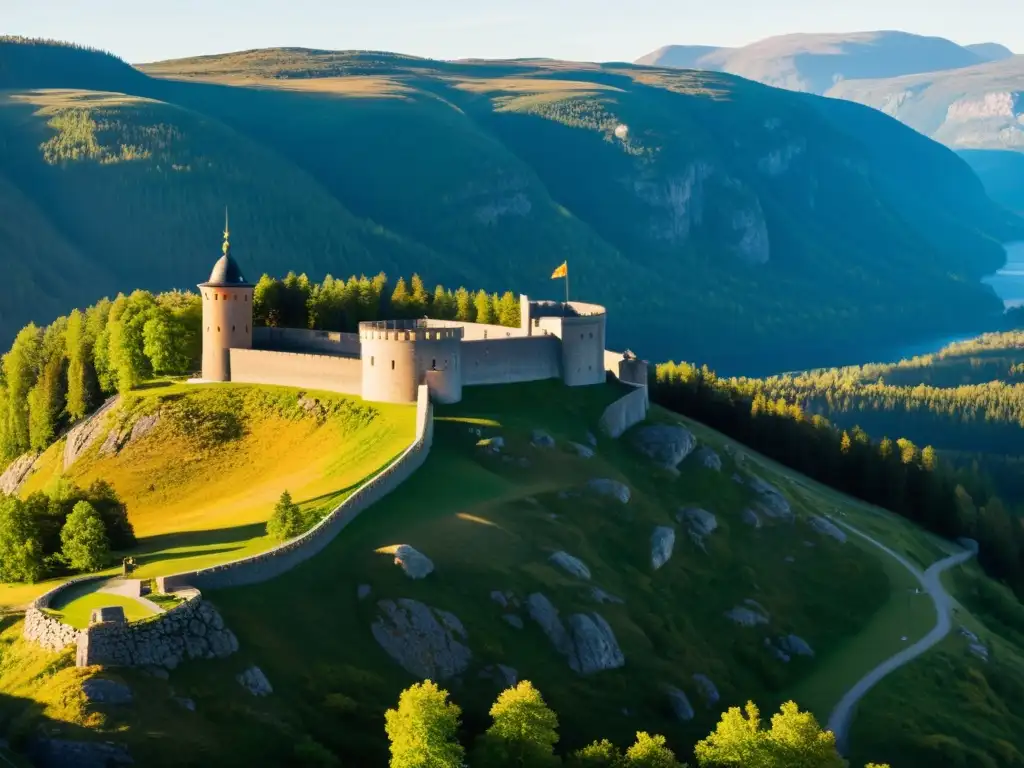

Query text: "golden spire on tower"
[222, 207, 230, 257]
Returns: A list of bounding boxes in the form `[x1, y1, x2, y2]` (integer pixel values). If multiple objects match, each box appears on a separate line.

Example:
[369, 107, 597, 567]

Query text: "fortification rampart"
[157, 385, 433, 592]
[462, 336, 561, 386]
[599, 383, 650, 438]
[255, 327, 360, 356]
[228, 348, 362, 395]
[75, 589, 239, 669]
[359, 321, 464, 403]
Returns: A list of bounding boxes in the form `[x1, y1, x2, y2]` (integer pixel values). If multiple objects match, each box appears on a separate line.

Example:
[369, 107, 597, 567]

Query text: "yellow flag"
[551, 261, 568, 279]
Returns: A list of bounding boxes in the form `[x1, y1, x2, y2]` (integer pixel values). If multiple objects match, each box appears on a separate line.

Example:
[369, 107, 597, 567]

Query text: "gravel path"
[825, 516, 975, 753]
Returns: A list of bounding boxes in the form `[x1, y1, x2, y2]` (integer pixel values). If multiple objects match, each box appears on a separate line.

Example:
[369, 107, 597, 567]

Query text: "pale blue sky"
[5, 0, 1021, 64]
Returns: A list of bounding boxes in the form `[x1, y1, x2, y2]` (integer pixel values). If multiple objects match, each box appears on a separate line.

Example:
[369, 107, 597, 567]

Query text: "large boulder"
[567, 613, 625, 674]
[694, 446, 722, 471]
[741, 507, 763, 528]
[393, 545, 435, 579]
[531, 429, 556, 449]
[237, 666, 273, 697]
[725, 600, 770, 627]
[665, 686, 695, 721]
[745, 475, 794, 521]
[650, 526, 676, 570]
[809, 517, 847, 544]
[630, 424, 697, 469]
[778, 634, 815, 657]
[586, 478, 631, 504]
[549, 551, 592, 580]
[527, 593, 625, 674]
[371, 599, 472, 680]
[589, 587, 625, 605]
[679, 507, 718, 549]
[692, 674, 720, 707]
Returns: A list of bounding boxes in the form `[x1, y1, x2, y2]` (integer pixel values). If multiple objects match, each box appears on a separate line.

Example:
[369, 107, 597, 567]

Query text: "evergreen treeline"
[652, 362, 1024, 598]
[375, 678, 889, 768]
[0, 290, 201, 466]
[253, 271, 522, 332]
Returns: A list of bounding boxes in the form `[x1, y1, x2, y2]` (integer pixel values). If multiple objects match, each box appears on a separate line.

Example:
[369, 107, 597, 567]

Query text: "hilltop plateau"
[1, 379, 1020, 767]
[0, 38, 1021, 374]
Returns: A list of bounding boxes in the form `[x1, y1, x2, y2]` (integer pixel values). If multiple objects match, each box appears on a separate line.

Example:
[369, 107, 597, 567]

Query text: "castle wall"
[538, 314, 607, 387]
[254, 327, 360, 356]
[228, 349, 362, 395]
[201, 286, 253, 381]
[157, 386, 433, 592]
[452, 322, 530, 341]
[462, 336, 561, 386]
[599, 383, 650, 438]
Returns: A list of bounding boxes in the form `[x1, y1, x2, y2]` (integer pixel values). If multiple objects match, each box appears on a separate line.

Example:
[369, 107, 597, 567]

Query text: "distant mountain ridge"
[635, 31, 997, 94]
[0, 38, 1021, 375]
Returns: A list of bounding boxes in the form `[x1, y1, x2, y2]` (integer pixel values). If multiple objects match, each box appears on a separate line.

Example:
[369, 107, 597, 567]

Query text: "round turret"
[199, 219, 253, 382]
[359, 320, 463, 404]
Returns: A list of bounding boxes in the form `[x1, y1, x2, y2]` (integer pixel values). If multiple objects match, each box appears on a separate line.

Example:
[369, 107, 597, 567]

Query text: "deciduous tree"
[473, 680, 560, 767]
[384, 680, 465, 768]
[60, 500, 110, 572]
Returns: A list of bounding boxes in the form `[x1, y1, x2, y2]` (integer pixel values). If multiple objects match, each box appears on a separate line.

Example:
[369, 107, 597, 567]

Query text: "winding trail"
[824, 516, 975, 753]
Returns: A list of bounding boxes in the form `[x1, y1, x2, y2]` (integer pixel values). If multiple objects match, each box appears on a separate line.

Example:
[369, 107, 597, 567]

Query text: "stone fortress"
[199, 227, 648, 401]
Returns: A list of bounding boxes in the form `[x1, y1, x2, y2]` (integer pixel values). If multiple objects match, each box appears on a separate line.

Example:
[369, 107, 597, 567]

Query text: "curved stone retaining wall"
[157, 384, 434, 593]
[22, 575, 111, 652]
[599, 383, 649, 438]
[76, 589, 239, 669]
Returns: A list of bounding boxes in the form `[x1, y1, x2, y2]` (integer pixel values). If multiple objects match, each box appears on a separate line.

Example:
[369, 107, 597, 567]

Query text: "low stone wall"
[23, 607, 83, 652]
[76, 590, 238, 669]
[157, 384, 434, 592]
[599, 383, 649, 438]
[228, 348, 362, 395]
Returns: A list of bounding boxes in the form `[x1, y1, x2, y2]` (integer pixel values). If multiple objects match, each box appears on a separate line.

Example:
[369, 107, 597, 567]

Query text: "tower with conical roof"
[198, 211, 254, 381]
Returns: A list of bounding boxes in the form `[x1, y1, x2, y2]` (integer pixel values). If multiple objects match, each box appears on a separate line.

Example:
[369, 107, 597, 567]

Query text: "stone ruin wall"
[157, 385, 434, 592]
[76, 590, 239, 669]
[21, 575, 108, 652]
[599, 383, 650, 439]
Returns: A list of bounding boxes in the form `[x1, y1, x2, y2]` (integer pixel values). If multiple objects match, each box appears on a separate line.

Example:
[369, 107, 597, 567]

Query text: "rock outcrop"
[741, 507, 762, 528]
[100, 411, 162, 457]
[586, 478, 631, 504]
[725, 600, 770, 627]
[549, 551, 592, 580]
[63, 396, 119, 470]
[0, 452, 39, 495]
[371, 599, 472, 680]
[650, 526, 676, 570]
[589, 587, 624, 605]
[479, 663, 519, 688]
[82, 678, 133, 705]
[630, 424, 697, 469]
[237, 665, 273, 696]
[393, 545, 435, 579]
[809, 516, 847, 544]
[778, 634, 815, 657]
[665, 686, 695, 721]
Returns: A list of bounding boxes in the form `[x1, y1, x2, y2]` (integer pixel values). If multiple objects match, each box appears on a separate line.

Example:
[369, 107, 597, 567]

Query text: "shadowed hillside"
[1, 39, 1022, 374]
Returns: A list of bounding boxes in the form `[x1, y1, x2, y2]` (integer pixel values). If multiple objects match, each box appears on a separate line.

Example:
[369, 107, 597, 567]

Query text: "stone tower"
[199, 213, 254, 382]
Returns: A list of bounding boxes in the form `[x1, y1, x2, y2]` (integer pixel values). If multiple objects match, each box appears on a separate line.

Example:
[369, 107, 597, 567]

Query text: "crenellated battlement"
[358, 320, 464, 343]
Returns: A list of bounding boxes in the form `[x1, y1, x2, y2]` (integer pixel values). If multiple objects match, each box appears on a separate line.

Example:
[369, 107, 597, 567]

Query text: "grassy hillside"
[1, 380, 1015, 766]
[1, 39, 1020, 375]
[0, 382, 415, 609]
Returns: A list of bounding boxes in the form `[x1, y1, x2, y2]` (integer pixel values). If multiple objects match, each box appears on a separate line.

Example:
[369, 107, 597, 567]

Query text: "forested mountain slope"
[1, 39, 1021, 373]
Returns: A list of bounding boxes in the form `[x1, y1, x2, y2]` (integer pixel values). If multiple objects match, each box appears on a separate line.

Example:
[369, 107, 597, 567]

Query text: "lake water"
[982, 241, 1024, 308]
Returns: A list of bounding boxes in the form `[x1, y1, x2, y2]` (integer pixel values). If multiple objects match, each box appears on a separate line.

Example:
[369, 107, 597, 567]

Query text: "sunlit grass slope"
[11, 382, 414, 590]
[0, 380, 997, 767]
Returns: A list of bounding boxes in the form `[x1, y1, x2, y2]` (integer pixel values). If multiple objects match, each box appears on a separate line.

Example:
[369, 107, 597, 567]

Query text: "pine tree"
[409, 274, 429, 317]
[385, 680, 465, 768]
[475, 290, 495, 324]
[432, 285, 449, 319]
[28, 349, 66, 451]
[498, 291, 521, 328]
[455, 287, 475, 322]
[66, 308, 100, 420]
[921, 445, 937, 471]
[266, 490, 305, 541]
[4, 323, 42, 457]
[473, 681, 561, 767]
[391, 277, 411, 319]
